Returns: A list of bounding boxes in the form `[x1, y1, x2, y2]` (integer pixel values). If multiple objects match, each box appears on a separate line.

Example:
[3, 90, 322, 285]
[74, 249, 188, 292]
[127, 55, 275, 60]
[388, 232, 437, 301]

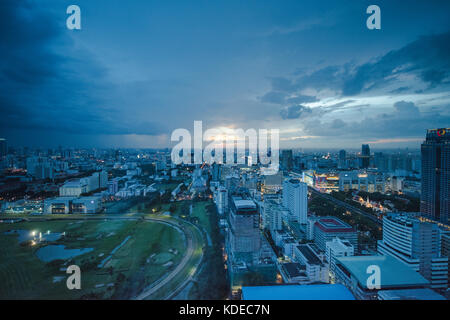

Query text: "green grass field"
[0, 218, 185, 299]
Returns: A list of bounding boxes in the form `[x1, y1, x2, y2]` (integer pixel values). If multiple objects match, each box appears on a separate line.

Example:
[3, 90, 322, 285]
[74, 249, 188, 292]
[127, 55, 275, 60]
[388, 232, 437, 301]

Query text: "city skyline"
[1, 0, 450, 304]
[1, 0, 450, 149]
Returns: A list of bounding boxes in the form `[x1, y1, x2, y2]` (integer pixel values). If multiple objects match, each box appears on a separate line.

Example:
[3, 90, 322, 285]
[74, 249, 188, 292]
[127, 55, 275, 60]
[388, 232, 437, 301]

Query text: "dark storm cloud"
[262, 31, 450, 101]
[0, 0, 165, 138]
[280, 105, 312, 120]
[340, 32, 450, 95]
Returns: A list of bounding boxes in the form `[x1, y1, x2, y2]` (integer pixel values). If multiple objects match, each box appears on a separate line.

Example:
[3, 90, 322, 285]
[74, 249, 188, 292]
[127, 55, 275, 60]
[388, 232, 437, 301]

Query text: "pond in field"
[4, 229, 64, 243]
[36, 245, 93, 262]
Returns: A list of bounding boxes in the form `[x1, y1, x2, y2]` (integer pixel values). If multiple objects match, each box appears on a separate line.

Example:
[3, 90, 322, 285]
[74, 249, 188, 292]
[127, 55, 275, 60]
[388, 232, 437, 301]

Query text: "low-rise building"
[44, 196, 102, 214]
[326, 237, 354, 281]
[313, 217, 358, 252]
[294, 244, 329, 283]
[334, 255, 429, 300]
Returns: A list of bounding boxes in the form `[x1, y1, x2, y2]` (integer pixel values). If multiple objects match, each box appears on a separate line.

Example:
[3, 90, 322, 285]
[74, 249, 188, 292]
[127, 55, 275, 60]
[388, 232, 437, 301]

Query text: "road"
[309, 187, 382, 225]
[134, 217, 203, 300]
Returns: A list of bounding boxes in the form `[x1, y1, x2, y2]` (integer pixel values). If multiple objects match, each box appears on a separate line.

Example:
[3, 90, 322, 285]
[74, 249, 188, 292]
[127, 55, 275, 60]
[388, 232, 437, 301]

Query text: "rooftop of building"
[384, 212, 430, 227]
[315, 217, 355, 233]
[241, 284, 355, 300]
[62, 179, 86, 187]
[233, 199, 256, 209]
[424, 128, 450, 142]
[308, 242, 324, 254]
[326, 237, 354, 250]
[72, 196, 101, 202]
[231, 196, 256, 210]
[296, 244, 324, 266]
[336, 255, 429, 289]
[280, 262, 306, 278]
[377, 288, 445, 300]
[45, 196, 77, 202]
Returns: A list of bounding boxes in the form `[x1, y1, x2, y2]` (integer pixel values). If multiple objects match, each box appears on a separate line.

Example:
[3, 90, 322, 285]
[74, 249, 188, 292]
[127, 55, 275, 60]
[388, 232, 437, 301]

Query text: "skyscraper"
[421, 128, 450, 224]
[338, 149, 347, 169]
[0, 138, 7, 158]
[282, 179, 308, 224]
[360, 144, 370, 169]
[228, 196, 260, 261]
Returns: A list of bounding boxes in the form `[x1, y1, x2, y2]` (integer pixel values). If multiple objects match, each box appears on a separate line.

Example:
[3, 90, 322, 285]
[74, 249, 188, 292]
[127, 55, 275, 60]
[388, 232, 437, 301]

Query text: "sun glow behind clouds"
[364, 138, 423, 144]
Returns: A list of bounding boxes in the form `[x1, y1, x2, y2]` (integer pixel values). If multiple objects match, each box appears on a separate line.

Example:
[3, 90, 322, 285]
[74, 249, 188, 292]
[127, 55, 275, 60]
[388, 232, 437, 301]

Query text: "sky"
[1, 0, 450, 149]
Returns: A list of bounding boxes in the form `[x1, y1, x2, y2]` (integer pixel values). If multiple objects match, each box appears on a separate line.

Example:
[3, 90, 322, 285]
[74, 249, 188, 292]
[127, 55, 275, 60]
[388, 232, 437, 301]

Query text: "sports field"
[0, 218, 185, 299]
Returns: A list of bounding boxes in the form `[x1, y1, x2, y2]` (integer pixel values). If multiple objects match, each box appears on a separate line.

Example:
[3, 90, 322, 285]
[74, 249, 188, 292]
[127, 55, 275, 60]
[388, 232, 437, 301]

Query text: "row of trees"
[188, 202, 229, 299]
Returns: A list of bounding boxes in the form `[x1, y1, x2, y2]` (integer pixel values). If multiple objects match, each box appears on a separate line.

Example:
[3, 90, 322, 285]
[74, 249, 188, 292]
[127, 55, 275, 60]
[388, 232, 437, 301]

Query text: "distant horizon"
[1, 139, 422, 153]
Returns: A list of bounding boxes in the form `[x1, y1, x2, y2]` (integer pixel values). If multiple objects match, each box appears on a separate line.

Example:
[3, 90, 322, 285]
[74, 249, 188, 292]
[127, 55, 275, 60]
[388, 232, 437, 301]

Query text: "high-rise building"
[338, 149, 347, 169]
[0, 138, 7, 158]
[378, 213, 448, 290]
[282, 179, 308, 224]
[441, 230, 450, 287]
[281, 150, 293, 171]
[228, 196, 261, 262]
[360, 144, 370, 168]
[216, 186, 228, 215]
[212, 163, 221, 181]
[421, 128, 450, 224]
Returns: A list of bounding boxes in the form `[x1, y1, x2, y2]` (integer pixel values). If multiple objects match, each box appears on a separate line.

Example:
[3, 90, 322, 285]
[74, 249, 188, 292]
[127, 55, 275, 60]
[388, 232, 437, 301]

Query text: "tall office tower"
[378, 213, 448, 290]
[282, 179, 308, 224]
[421, 128, 450, 224]
[228, 196, 261, 263]
[216, 186, 228, 215]
[360, 144, 370, 168]
[338, 149, 347, 169]
[281, 149, 293, 171]
[0, 138, 7, 158]
[211, 163, 221, 181]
